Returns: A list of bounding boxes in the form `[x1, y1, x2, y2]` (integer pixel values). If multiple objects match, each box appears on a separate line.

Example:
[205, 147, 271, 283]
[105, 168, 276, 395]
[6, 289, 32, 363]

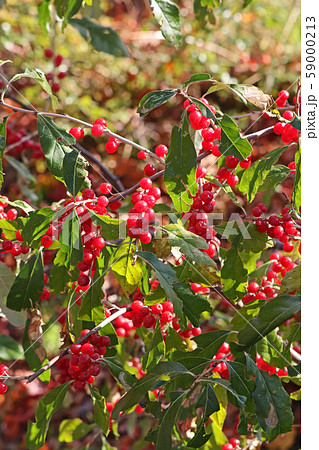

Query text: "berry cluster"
[256, 353, 288, 377]
[209, 342, 232, 379]
[69, 118, 121, 154]
[0, 363, 9, 395]
[56, 329, 111, 390]
[222, 439, 241, 450]
[126, 178, 162, 245]
[243, 252, 298, 305]
[252, 203, 300, 253]
[6, 122, 44, 159]
[44, 50, 66, 93]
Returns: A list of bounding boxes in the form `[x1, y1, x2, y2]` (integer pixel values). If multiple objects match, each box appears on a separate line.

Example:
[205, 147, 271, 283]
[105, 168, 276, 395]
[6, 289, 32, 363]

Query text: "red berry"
[70, 344, 82, 354]
[101, 336, 111, 346]
[105, 140, 118, 154]
[41, 235, 52, 248]
[78, 353, 91, 369]
[155, 144, 168, 157]
[0, 383, 8, 394]
[73, 380, 86, 391]
[94, 118, 107, 127]
[69, 127, 84, 139]
[51, 82, 60, 93]
[151, 303, 163, 315]
[81, 343, 95, 356]
[161, 311, 173, 323]
[162, 301, 173, 313]
[144, 314, 156, 328]
[80, 329, 91, 338]
[91, 124, 104, 137]
[100, 183, 112, 194]
[140, 177, 152, 190]
[7, 209, 17, 220]
[44, 48, 53, 58]
[139, 231, 152, 244]
[2, 239, 13, 251]
[283, 110, 293, 120]
[229, 438, 241, 447]
[54, 54, 63, 66]
[78, 274, 90, 287]
[137, 151, 147, 159]
[252, 207, 262, 217]
[144, 164, 156, 176]
[82, 188, 95, 199]
[227, 174, 239, 187]
[196, 166, 207, 179]
[40, 288, 50, 300]
[248, 282, 259, 293]
[222, 444, 233, 450]
[273, 122, 285, 135]
[283, 242, 294, 252]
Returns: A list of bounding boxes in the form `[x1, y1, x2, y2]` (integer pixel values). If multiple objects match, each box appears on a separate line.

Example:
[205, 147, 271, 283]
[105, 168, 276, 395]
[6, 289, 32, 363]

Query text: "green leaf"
[26, 382, 72, 449]
[238, 146, 288, 202]
[281, 323, 300, 369]
[237, 295, 301, 348]
[193, 0, 216, 27]
[5, 155, 36, 184]
[19, 207, 57, 246]
[89, 386, 110, 435]
[0, 263, 27, 326]
[279, 265, 301, 295]
[192, 330, 232, 359]
[112, 239, 143, 294]
[58, 418, 94, 443]
[104, 357, 136, 387]
[137, 251, 183, 319]
[0, 116, 9, 189]
[221, 245, 248, 301]
[246, 355, 294, 441]
[172, 282, 212, 327]
[0, 218, 19, 240]
[54, 0, 80, 23]
[59, 210, 83, 270]
[142, 322, 165, 371]
[175, 259, 220, 286]
[165, 326, 186, 353]
[63, 148, 89, 196]
[7, 251, 44, 311]
[256, 329, 287, 370]
[2, 69, 58, 110]
[292, 144, 301, 210]
[69, 18, 129, 56]
[50, 250, 71, 293]
[289, 115, 301, 131]
[38, 0, 50, 35]
[183, 73, 212, 88]
[90, 211, 123, 240]
[164, 115, 198, 212]
[37, 115, 90, 190]
[243, 0, 254, 6]
[112, 361, 189, 418]
[0, 334, 23, 359]
[218, 114, 253, 161]
[149, 0, 181, 46]
[242, 223, 271, 253]
[257, 165, 290, 192]
[163, 223, 216, 267]
[230, 298, 266, 332]
[1, 197, 35, 214]
[187, 383, 219, 448]
[137, 89, 177, 117]
[78, 274, 105, 321]
[156, 392, 185, 450]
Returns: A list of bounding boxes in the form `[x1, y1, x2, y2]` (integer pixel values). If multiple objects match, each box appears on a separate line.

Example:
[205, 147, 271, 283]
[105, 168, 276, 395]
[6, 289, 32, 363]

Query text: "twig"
[0, 97, 163, 163]
[0, 307, 127, 384]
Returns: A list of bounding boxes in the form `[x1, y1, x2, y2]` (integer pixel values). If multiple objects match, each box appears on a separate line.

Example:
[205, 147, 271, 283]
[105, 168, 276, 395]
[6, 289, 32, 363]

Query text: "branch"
[75, 142, 125, 192]
[0, 307, 127, 384]
[0, 96, 164, 163]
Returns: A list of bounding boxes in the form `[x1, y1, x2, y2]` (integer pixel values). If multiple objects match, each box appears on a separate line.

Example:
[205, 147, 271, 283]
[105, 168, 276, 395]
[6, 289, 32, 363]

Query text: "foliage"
[0, 1, 300, 449]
